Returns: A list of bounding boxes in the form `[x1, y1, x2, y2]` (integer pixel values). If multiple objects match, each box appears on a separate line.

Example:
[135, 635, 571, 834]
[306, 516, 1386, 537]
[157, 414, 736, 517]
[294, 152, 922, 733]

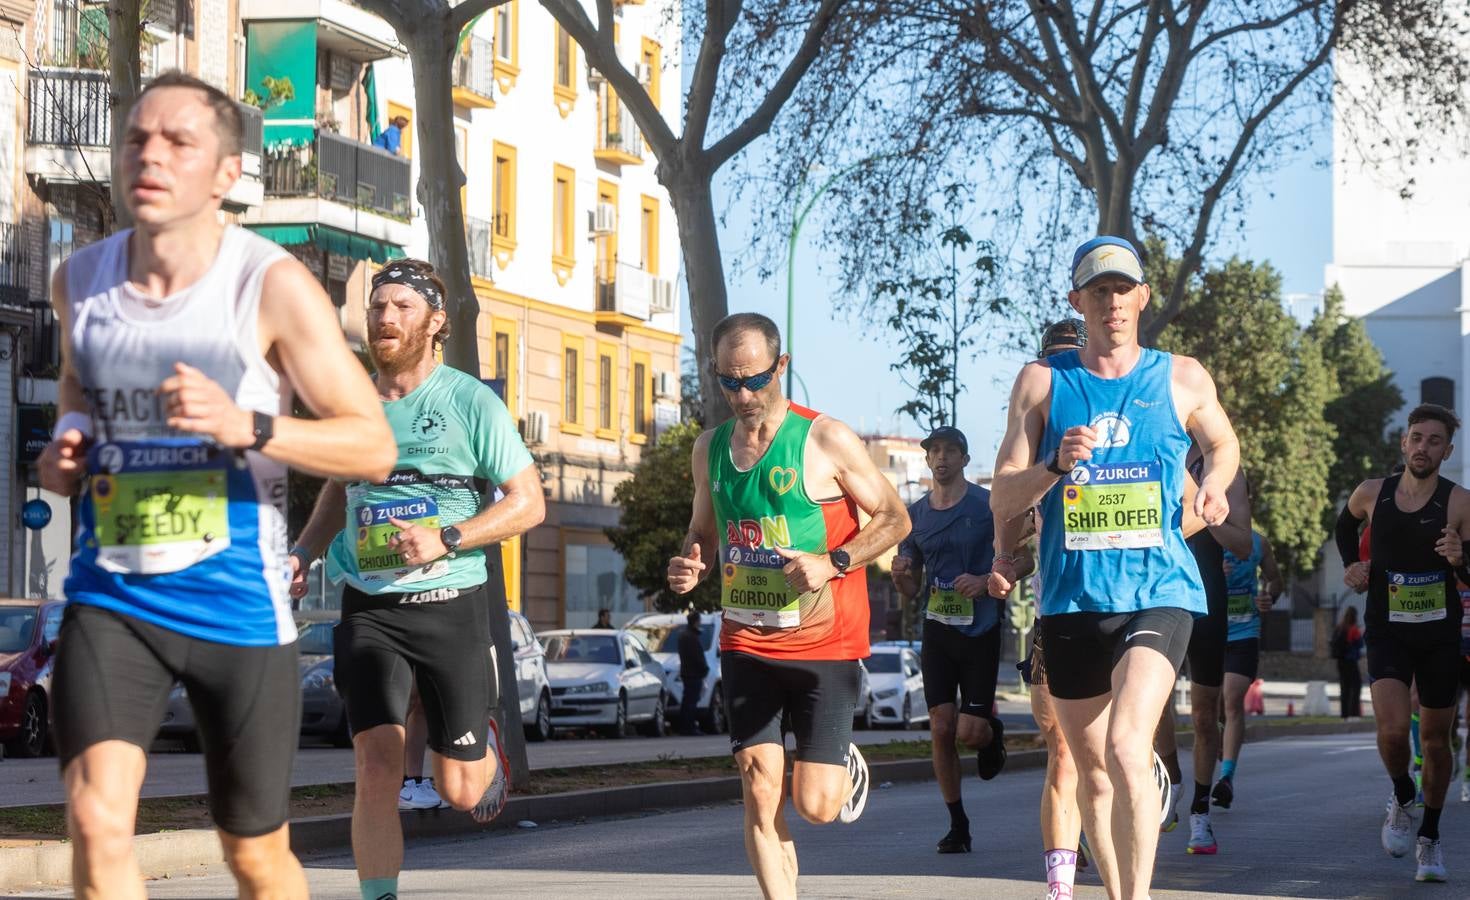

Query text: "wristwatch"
[1045, 448, 1070, 477]
[829, 547, 851, 576]
[440, 525, 463, 557]
[248, 411, 274, 452]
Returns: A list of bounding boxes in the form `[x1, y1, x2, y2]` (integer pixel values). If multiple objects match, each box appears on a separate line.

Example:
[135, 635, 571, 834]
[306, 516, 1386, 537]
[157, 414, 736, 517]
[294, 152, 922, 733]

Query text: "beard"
[369, 325, 434, 374]
[1407, 457, 1441, 479]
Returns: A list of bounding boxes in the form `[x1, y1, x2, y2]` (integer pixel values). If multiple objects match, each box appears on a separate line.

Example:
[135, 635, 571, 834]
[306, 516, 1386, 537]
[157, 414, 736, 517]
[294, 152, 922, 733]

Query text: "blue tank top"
[896, 484, 998, 636]
[1037, 349, 1205, 617]
[1224, 532, 1264, 641]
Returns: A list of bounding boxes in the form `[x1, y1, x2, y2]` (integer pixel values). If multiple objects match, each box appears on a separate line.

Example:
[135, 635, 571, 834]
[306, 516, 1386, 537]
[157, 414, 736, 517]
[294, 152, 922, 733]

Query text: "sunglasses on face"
[715, 357, 782, 393]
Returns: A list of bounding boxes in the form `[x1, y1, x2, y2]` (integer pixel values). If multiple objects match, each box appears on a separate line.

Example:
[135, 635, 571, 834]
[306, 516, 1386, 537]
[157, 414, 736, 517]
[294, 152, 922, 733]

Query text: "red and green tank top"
[709, 403, 868, 660]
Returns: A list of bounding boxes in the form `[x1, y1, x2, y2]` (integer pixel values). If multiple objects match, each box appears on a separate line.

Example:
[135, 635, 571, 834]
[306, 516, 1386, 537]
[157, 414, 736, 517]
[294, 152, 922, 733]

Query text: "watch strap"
[1045, 448, 1068, 477]
[249, 411, 274, 452]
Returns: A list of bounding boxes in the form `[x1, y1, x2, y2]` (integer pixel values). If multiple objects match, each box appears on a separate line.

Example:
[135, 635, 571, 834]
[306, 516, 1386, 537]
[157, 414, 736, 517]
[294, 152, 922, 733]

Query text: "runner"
[1336, 403, 1468, 883]
[38, 72, 395, 899]
[991, 236, 1239, 900]
[891, 425, 1020, 854]
[1211, 527, 1283, 811]
[290, 258, 545, 900]
[1461, 580, 1470, 803]
[667, 312, 910, 900]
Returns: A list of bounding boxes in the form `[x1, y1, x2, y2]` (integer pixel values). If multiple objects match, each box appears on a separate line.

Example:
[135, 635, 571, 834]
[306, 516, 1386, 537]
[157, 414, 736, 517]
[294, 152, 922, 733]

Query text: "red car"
[0, 598, 65, 757]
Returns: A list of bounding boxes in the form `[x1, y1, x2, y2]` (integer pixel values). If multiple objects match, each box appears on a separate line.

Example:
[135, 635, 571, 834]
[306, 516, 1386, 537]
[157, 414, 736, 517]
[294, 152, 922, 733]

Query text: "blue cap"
[1071, 236, 1144, 289]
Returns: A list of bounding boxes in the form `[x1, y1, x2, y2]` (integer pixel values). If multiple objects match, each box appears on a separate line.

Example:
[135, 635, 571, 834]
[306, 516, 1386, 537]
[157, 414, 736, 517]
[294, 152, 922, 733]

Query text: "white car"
[508, 610, 555, 742]
[625, 611, 726, 733]
[541, 629, 668, 738]
[861, 646, 927, 729]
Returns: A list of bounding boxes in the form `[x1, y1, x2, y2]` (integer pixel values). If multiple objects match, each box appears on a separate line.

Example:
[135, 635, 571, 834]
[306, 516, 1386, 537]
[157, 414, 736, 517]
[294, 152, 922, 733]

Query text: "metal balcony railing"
[0, 220, 51, 373]
[262, 131, 411, 221]
[453, 36, 495, 102]
[27, 67, 109, 146]
[466, 216, 492, 278]
[596, 82, 643, 161]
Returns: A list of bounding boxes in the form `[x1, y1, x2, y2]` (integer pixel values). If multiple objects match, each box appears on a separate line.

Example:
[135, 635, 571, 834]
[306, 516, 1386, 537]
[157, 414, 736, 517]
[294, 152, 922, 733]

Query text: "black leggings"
[1338, 658, 1362, 718]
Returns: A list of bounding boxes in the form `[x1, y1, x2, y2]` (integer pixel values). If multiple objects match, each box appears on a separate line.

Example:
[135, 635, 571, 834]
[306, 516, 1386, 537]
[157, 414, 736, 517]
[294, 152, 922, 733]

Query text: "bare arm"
[293, 479, 347, 559]
[37, 265, 89, 495]
[814, 418, 911, 567]
[1206, 469, 1252, 557]
[993, 511, 1037, 578]
[453, 464, 546, 551]
[1258, 537, 1283, 600]
[1176, 355, 1239, 524]
[668, 431, 717, 593]
[991, 362, 1061, 522]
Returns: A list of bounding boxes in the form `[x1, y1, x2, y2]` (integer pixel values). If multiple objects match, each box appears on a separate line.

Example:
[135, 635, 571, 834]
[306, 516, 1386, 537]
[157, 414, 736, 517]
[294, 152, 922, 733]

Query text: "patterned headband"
[372, 265, 445, 310]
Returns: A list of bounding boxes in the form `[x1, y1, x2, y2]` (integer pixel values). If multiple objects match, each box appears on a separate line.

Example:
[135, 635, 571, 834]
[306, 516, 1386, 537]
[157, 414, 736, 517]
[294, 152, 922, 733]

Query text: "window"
[554, 25, 574, 91]
[596, 341, 618, 438]
[494, 332, 510, 382]
[595, 180, 618, 307]
[552, 164, 575, 273]
[630, 349, 651, 442]
[1422, 377, 1454, 410]
[639, 196, 659, 275]
[640, 38, 661, 109]
[490, 320, 519, 412]
[52, 0, 79, 63]
[47, 214, 74, 278]
[493, 0, 519, 88]
[561, 532, 641, 628]
[492, 142, 517, 262]
[562, 335, 582, 432]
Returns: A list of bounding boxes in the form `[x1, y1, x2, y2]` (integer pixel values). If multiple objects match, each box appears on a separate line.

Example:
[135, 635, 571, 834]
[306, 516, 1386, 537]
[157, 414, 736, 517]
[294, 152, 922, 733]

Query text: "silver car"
[541, 629, 667, 738]
[508, 610, 555, 741]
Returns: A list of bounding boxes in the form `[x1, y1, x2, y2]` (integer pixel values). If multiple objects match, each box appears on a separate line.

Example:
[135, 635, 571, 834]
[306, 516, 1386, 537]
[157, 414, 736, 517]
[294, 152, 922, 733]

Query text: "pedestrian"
[677, 611, 710, 735]
[373, 115, 409, 155]
[1333, 605, 1365, 719]
[596, 608, 614, 629]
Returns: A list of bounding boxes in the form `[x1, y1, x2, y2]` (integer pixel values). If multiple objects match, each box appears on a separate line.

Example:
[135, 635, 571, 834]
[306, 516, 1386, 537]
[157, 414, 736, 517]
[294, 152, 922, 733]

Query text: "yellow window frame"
[595, 339, 619, 440]
[629, 348, 652, 443]
[492, 141, 518, 267]
[561, 333, 584, 434]
[552, 164, 576, 284]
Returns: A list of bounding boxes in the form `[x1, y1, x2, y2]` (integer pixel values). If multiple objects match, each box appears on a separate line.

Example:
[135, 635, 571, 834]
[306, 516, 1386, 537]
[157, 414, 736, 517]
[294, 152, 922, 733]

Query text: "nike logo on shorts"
[452, 731, 477, 747]
[1126, 630, 1162, 642]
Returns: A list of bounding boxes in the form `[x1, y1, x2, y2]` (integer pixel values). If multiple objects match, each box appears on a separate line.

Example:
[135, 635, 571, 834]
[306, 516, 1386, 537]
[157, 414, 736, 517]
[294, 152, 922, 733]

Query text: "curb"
[0, 720, 1376, 892]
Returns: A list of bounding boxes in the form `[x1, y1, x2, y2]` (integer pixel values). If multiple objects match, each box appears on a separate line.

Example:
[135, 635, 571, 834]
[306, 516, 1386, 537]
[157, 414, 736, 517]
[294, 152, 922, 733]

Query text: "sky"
[681, 119, 1336, 474]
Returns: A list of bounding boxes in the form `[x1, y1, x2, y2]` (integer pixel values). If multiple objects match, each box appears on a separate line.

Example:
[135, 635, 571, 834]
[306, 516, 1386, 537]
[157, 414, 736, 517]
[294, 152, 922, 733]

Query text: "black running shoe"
[976, 716, 1007, 780]
[1211, 777, 1233, 810]
[936, 827, 972, 854]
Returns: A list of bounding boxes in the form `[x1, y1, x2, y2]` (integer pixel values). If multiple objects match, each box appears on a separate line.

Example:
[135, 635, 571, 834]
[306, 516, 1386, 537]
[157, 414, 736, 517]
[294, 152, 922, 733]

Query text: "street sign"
[21, 499, 52, 530]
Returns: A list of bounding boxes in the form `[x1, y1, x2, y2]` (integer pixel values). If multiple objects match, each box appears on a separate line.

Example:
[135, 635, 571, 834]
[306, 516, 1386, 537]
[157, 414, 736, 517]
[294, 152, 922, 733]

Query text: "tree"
[607, 421, 721, 613]
[539, 0, 854, 423]
[754, 1, 1470, 344]
[107, 0, 144, 230]
[1155, 254, 1334, 574]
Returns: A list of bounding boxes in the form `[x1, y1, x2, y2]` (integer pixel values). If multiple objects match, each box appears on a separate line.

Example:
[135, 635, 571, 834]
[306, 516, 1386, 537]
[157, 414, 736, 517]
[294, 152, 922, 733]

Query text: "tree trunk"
[108, 0, 142, 230]
[666, 175, 731, 425]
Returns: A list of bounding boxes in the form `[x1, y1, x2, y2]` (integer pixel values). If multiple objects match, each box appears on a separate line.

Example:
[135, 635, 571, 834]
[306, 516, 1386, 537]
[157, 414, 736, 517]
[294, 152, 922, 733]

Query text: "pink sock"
[1045, 849, 1077, 899]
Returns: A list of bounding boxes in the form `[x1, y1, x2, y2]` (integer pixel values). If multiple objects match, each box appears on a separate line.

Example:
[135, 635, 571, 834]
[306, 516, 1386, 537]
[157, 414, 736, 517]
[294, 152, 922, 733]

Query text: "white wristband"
[53, 411, 94, 440]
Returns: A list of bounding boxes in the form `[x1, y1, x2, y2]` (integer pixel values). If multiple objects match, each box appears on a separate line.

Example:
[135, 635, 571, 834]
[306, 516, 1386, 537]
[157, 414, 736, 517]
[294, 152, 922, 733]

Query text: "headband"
[372, 265, 444, 310]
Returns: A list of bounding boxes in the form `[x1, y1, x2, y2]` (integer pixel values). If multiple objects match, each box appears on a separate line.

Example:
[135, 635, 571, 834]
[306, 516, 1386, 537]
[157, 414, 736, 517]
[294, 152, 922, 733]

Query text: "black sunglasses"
[715, 357, 781, 393]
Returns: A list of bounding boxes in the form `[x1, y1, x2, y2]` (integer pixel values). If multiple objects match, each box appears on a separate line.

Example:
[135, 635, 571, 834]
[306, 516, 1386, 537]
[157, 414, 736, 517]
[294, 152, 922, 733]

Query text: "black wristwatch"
[1045, 448, 1070, 477]
[440, 525, 463, 556]
[248, 411, 274, 452]
[829, 547, 851, 576]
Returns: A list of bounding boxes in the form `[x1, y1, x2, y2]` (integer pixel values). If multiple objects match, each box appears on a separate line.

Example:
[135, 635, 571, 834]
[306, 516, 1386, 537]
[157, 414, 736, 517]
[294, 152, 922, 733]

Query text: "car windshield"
[296, 622, 335, 656]
[863, 653, 901, 674]
[543, 634, 620, 665]
[0, 609, 38, 653]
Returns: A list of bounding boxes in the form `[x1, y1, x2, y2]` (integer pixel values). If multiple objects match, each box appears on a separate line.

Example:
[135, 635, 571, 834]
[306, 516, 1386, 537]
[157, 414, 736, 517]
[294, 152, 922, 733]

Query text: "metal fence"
[27, 67, 109, 146]
[262, 131, 411, 220]
[596, 82, 643, 161]
[466, 216, 492, 278]
[453, 36, 495, 101]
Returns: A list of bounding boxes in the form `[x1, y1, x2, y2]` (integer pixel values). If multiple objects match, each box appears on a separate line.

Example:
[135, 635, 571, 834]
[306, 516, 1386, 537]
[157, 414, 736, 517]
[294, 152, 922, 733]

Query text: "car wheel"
[6, 692, 47, 758]
[601, 694, 629, 739]
[639, 693, 667, 737]
[525, 690, 553, 742]
[701, 684, 727, 734]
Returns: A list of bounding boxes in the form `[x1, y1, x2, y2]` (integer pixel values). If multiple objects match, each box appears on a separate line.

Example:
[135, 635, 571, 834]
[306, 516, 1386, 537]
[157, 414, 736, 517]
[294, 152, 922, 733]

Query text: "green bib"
[1387, 570, 1448, 624]
[925, 578, 972, 626]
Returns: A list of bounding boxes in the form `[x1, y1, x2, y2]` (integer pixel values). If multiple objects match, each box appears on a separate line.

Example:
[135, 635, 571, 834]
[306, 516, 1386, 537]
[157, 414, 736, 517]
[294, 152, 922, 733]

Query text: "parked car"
[541, 629, 667, 738]
[861, 645, 927, 729]
[507, 610, 554, 741]
[853, 657, 873, 729]
[625, 611, 726, 733]
[0, 598, 66, 757]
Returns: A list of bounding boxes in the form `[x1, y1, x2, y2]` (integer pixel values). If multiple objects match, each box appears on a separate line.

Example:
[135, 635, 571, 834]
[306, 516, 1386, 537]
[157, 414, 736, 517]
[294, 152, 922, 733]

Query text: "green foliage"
[243, 76, 297, 111]
[1155, 255, 1335, 575]
[606, 421, 720, 613]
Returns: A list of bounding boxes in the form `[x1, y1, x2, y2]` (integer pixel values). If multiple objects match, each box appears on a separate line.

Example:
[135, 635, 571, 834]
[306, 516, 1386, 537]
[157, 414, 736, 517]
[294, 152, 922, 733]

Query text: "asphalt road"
[12, 733, 1463, 899]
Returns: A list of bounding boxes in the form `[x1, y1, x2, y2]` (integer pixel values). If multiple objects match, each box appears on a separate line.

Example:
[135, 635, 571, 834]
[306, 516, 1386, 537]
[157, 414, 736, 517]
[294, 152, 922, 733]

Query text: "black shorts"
[1185, 533, 1228, 688]
[1365, 629, 1461, 709]
[1461, 653, 1470, 691]
[335, 583, 496, 762]
[1224, 638, 1260, 681]
[1039, 607, 1194, 701]
[52, 603, 300, 837]
[922, 618, 1001, 718]
[722, 651, 859, 766]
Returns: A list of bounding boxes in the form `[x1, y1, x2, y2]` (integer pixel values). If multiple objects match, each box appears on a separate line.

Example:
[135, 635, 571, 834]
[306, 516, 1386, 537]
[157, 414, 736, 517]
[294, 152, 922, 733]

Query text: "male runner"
[891, 425, 1017, 854]
[38, 72, 395, 900]
[992, 236, 1238, 900]
[291, 258, 545, 900]
[667, 312, 910, 900]
[1337, 403, 1468, 883]
[1211, 527, 1282, 811]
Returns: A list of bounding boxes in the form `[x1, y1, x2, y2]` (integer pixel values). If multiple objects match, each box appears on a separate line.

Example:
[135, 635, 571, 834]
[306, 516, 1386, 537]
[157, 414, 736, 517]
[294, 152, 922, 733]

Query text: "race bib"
[1061, 462, 1165, 550]
[352, 496, 450, 586]
[721, 544, 799, 628]
[1227, 592, 1255, 625]
[926, 578, 973, 626]
[88, 440, 231, 575]
[1387, 570, 1448, 623]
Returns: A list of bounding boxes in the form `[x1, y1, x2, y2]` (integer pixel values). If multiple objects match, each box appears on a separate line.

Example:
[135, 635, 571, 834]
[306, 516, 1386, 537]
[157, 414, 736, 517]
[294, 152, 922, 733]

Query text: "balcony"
[595, 261, 653, 326]
[594, 82, 643, 166]
[246, 130, 413, 250]
[466, 216, 493, 279]
[452, 36, 495, 109]
[240, 0, 405, 62]
[0, 221, 54, 375]
[23, 68, 266, 209]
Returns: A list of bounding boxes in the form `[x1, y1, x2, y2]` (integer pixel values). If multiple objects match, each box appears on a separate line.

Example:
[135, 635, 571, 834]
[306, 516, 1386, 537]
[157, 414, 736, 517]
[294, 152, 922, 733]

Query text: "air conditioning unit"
[520, 410, 549, 446]
[654, 371, 677, 399]
[634, 62, 654, 85]
[648, 276, 674, 314]
[588, 202, 618, 235]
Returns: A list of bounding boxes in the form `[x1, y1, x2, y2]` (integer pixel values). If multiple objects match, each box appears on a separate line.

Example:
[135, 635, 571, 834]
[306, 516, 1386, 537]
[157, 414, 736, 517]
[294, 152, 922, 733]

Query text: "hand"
[160, 363, 254, 448]
[988, 558, 1020, 599]
[38, 428, 89, 496]
[1058, 425, 1098, 471]
[774, 546, 838, 594]
[1435, 526, 1463, 568]
[667, 543, 707, 594]
[1254, 591, 1276, 614]
[289, 554, 310, 600]
[890, 554, 913, 585]
[1343, 561, 1370, 594]
[952, 573, 988, 599]
[1194, 480, 1230, 527]
[386, 517, 448, 566]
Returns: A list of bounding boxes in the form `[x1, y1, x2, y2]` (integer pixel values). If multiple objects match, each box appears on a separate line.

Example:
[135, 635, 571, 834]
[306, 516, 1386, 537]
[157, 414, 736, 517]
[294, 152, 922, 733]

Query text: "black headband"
[373, 265, 444, 310]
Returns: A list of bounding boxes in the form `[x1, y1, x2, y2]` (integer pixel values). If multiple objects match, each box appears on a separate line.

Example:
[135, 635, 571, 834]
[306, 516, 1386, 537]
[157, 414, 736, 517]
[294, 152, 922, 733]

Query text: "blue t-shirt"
[896, 483, 998, 636]
[373, 125, 403, 155]
[1224, 531, 1264, 642]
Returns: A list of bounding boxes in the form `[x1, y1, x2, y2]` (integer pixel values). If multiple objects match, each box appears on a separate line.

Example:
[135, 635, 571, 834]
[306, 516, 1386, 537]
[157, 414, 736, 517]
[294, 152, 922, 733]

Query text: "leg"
[63, 742, 149, 900]
[1034, 682, 1082, 853]
[413, 588, 500, 812]
[1106, 646, 1183, 900]
[219, 826, 308, 900]
[785, 657, 863, 826]
[1220, 673, 1251, 776]
[955, 712, 994, 751]
[1371, 679, 1414, 781]
[929, 703, 962, 803]
[1418, 704, 1455, 810]
[920, 617, 969, 840]
[404, 681, 428, 780]
[1189, 682, 1222, 798]
[790, 758, 853, 825]
[735, 743, 798, 900]
[680, 678, 701, 734]
[1051, 694, 1122, 897]
[354, 724, 409, 879]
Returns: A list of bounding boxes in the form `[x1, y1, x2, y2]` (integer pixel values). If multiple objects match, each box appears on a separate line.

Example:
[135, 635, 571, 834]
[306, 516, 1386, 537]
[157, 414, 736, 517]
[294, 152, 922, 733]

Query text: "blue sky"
[687, 120, 1335, 472]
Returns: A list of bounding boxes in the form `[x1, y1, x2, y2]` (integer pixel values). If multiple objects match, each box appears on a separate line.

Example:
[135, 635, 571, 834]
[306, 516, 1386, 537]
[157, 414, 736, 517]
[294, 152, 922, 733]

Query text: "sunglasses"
[715, 357, 782, 393]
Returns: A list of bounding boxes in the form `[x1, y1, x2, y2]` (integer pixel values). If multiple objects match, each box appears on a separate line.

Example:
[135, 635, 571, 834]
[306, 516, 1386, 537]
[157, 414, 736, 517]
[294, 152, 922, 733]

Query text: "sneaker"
[1381, 794, 1415, 858]
[1186, 812, 1217, 854]
[1415, 836, 1446, 882]
[398, 777, 440, 811]
[1155, 752, 1180, 832]
[1460, 781, 1469, 804]
[838, 742, 870, 823]
[935, 827, 971, 853]
[471, 718, 512, 824]
[1077, 832, 1091, 871]
[977, 717, 1007, 780]
[1211, 777, 1234, 810]
[419, 777, 448, 809]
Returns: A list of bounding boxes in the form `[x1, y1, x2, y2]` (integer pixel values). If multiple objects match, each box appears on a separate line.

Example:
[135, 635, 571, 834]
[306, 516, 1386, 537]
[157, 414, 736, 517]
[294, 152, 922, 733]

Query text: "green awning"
[248, 224, 404, 263]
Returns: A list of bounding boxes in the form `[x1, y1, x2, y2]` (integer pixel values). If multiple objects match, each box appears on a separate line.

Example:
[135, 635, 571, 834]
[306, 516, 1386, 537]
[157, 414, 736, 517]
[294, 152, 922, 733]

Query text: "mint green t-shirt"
[326, 364, 534, 594]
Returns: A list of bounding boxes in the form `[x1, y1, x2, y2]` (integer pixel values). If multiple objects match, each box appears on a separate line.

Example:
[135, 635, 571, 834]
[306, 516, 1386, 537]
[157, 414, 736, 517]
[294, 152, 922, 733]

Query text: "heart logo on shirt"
[769, 467, 798, 496]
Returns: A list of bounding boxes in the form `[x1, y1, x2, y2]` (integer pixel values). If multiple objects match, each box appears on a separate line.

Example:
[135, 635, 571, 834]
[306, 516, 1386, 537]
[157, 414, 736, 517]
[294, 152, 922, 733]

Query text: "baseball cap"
[920, 426, 968, 455]
[1070, 236, 1144, 289]
[1040, 318, 1087, 357]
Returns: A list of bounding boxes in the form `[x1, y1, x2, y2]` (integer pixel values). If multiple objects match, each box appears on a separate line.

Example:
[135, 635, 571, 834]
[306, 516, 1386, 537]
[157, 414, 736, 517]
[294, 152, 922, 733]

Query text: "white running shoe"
[1161, 782, 1182, 833]
[398, 777, 442, 811]
[1151, 752, 1171, 828]
[1186, 812, 1217, 855]
[471, 718, 512, 824]
[838, 742, 870, 823]
[1460, 780, 1470, 804]
[1415, 836, 1446, 882]
[1381, 794, 1415, 858]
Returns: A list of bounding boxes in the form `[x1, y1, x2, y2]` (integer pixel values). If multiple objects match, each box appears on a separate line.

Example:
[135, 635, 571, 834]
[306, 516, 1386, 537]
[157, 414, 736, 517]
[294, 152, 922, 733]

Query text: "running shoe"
[471, 718, 512, 824]
[1460, 780, 1469, 804]
[1381, 794, 1415, 858]
[935, 827, 971, 853]
[1077, 832, 1091, 871]
[976, 717, 1007, 780]
[1210, 776, 1234, 810]
[398, 777, 441, 811]
[1153, 752, 1178, 832]
[1186, 812, 1217, 854]
[839, 742, 870, 823]
[1414, 836, 1446, 882]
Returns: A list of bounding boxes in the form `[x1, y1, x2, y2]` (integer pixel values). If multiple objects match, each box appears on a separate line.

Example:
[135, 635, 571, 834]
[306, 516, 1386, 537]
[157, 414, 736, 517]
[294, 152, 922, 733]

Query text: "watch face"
[832, 549, 851, 570]
[441, 526, 462, 549]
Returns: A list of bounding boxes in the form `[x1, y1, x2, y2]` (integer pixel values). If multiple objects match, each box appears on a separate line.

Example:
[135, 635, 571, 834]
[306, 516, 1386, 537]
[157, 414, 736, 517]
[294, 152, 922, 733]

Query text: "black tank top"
[1367, 474, 1463, 640]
